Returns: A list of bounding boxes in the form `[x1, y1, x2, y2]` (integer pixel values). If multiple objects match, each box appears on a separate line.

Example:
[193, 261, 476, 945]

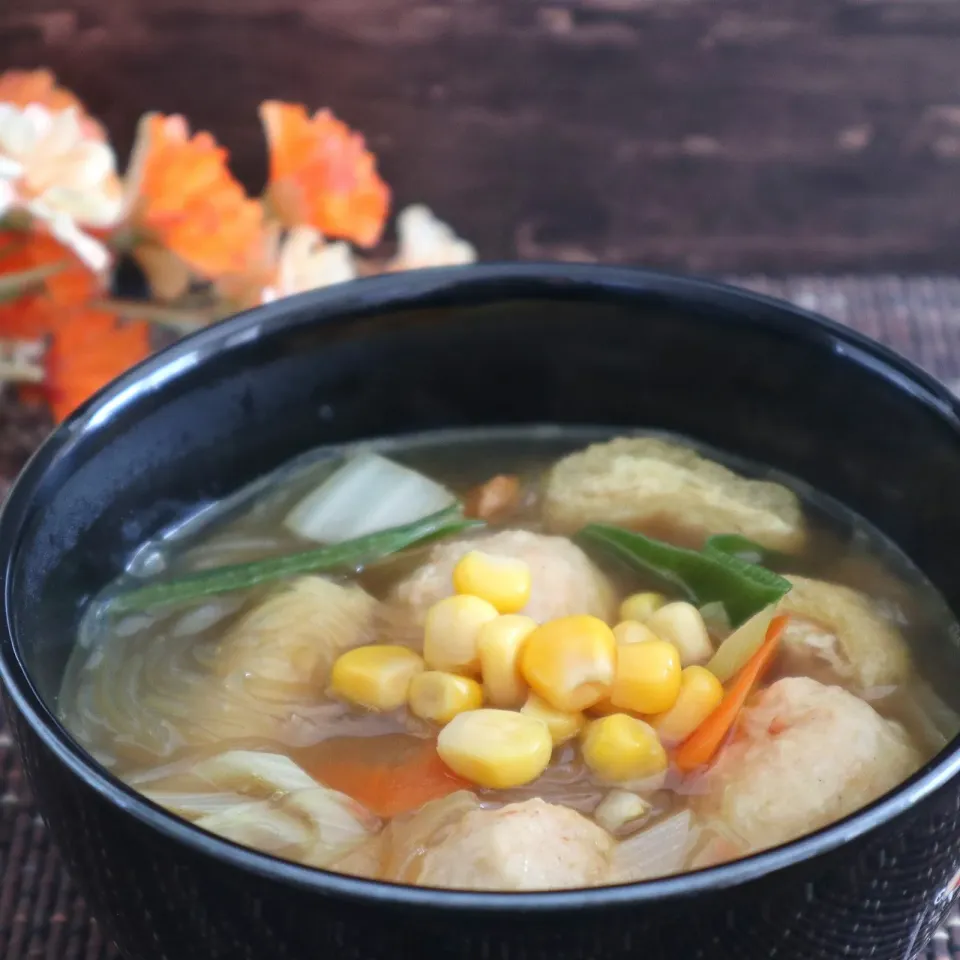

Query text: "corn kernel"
[330, 645, 425, 711]
[437, 708, 552, 788]
[650, 665, 724, 745]
[520, 693, 584, 745]
[594, 789, 651, 833]
[423, 595, 499, 675]
[477, 614, 537, 707]
[646, 602, 713, 666]
[452, 550, 533, 614]
[408, 671, 484, 725]
[520, 615, 617, 713]
[612, 620, 660, 646]
[610, 639, 681, 714]
[619, 592, 667, 623]
[581, 714, 668, 782]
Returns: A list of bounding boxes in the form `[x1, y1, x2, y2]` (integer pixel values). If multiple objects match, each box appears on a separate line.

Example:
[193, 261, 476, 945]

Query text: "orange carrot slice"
[674, 614, 788, 773]
[464, 474, 521, 523]
[306, 737, 469, 818]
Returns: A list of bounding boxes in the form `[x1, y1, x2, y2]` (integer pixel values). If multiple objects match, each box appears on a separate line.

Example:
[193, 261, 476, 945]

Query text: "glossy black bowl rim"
[2, 261, 960, 912]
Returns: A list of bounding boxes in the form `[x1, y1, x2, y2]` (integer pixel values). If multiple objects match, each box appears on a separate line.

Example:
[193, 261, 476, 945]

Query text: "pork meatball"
[415, 799, 613, 891]
[543, 436, 806, 552]
[778, 575, 911, 691]
[695, 676, 921, 853]
[388, 529, 617, 627]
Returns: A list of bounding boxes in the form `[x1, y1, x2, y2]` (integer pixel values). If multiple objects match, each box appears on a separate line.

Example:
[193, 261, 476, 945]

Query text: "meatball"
[695, 676, 921, 853]
[778, 575, 911, 691]
[388, 529, 617, 627]
[415, 799, 613, 891]
[542, 437, 806, 552]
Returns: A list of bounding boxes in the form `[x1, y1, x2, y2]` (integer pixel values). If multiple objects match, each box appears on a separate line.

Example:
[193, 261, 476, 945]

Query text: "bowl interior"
[7, 267, 960, 745]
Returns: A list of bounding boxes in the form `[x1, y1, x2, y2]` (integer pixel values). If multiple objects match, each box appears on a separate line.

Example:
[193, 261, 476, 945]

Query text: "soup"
[59, 428, 959, 891]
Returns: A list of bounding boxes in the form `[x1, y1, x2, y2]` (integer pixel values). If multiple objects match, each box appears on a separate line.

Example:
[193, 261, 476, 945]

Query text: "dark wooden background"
[3, 0, 960, 274]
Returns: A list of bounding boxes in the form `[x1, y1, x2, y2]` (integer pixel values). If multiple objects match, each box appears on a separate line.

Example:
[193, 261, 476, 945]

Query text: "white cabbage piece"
[149, 750, 380, 868]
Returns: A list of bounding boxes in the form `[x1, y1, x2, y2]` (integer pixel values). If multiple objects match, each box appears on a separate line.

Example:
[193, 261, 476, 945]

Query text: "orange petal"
[127, 113, 266, 281]
[0, 231, 101, 339]
[214, 221, 283, 309]
[0, 69, 106, 140]
[44, 309, 152, 422]
[260, 101, 390, 247]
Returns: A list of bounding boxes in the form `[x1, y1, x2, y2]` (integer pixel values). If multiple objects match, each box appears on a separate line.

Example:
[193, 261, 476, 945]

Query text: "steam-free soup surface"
[60, 428, 959, 891]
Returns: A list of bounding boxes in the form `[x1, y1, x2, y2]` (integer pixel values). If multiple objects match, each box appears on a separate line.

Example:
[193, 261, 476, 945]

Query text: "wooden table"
[4, 0, 960, 274]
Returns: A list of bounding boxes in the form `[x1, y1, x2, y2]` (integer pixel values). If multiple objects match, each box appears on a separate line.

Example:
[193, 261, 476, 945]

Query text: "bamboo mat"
[1, 275, 960, 959]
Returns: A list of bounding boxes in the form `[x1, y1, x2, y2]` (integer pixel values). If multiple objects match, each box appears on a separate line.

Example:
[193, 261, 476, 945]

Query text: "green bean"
[577, 524, 791, 626]
[110, 507, 483, 612]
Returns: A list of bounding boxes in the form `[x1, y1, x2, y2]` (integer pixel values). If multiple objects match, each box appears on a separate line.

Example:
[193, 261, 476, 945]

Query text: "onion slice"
[285, 453, 456, 543]
[608, 810, 697, 884]
[705, 603, 778, 683]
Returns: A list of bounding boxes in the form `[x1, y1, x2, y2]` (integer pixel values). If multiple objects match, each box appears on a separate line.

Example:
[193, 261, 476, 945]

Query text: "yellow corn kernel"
[619, 592, 667, 624]
[477, 614, 537, 707]
[452, 550, 533, 614]
[646, 602, 713, 666]
[520, 615, 617, 713]
[330, 645, 424, 711]
[423, 594, 499, 675]
[520, 693, 584, 745]
[612, 620, 660, 646]
[408, 671, 484, 725]
[609, 640, 681, 715]
[581, 714, 668, 782]
[437, 708, 552, 788]
[650, 665, 724, 745]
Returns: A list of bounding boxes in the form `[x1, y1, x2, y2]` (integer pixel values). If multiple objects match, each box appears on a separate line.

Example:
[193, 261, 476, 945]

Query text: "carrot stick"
[674, 614, 788, 773]
[464, 474, 521, 523]
[308, 739, 469, 818]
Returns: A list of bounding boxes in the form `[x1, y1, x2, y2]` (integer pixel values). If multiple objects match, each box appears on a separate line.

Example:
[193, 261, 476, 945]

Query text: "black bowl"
[3, 263, 960, 960]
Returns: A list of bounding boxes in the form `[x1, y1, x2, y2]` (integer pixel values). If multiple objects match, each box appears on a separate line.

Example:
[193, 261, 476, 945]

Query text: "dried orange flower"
[44, 308, 151, 422]
[125, 113, 265, 296]
[213, 222, 282, 310]
[0, 104, 123, 271]
[0, 231, 102, 339]
[260, 101, 389, 247]
[217, 224, 356, 309]
[387, 204, 477, 272]
[0, 69, 105, 140]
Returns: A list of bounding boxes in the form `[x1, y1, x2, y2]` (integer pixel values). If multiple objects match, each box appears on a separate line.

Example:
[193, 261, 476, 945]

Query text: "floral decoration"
[0, 70, 475, 422]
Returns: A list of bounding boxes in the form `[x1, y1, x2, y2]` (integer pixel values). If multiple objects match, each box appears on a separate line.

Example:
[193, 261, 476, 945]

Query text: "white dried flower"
[261, 226, 356, 302]
[388, 204, 477, 271]
[0, 103, 122, 271]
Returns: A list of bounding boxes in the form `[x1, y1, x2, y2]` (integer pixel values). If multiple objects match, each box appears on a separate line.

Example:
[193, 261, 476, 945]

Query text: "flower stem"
[92, 298, 220, 332]
[0, 261, 70, 304]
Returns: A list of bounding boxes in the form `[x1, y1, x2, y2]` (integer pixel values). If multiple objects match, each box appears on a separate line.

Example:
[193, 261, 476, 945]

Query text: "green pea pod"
[111, 506, 484, 613]
[704, 534, 782, 567]
[576, 524, 792, 626]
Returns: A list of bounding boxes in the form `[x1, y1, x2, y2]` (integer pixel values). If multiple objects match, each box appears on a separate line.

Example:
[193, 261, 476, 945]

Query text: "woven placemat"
[2, 275, 960, 960]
